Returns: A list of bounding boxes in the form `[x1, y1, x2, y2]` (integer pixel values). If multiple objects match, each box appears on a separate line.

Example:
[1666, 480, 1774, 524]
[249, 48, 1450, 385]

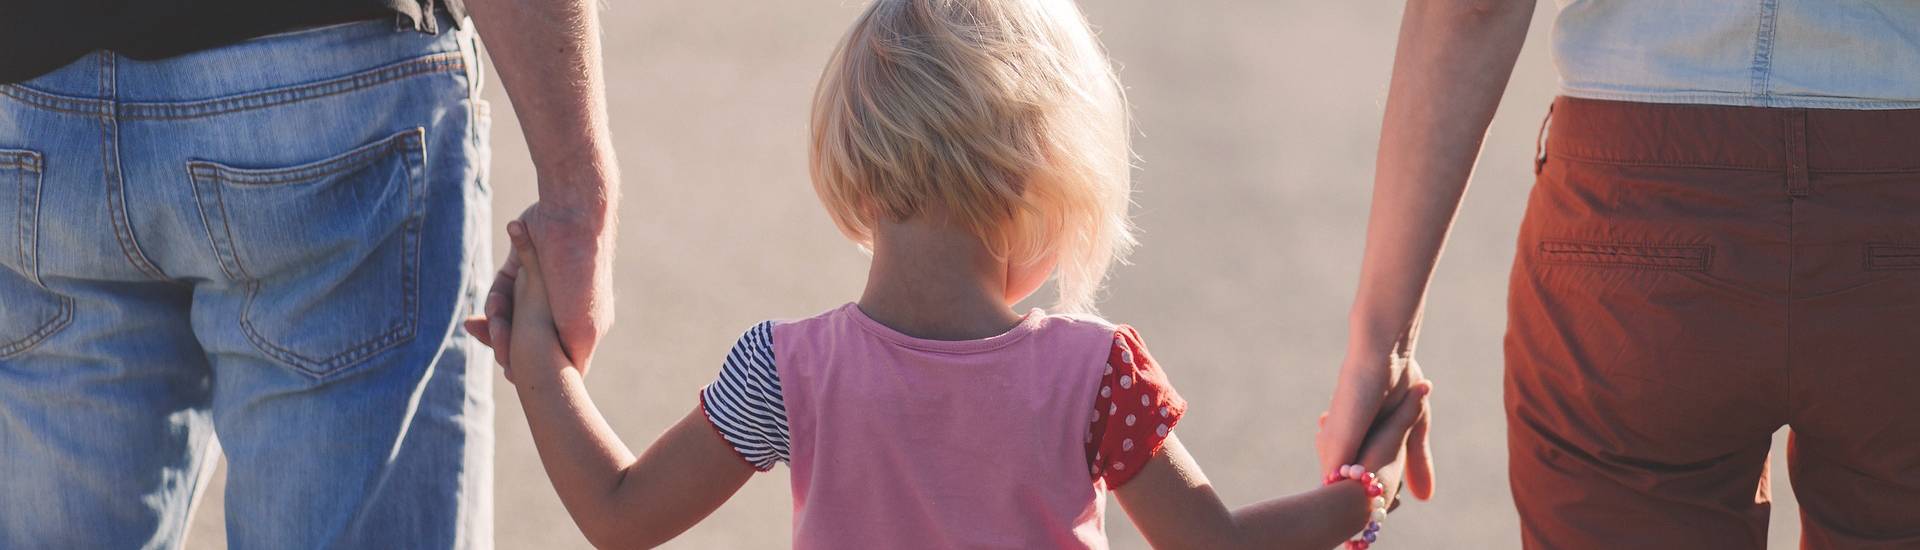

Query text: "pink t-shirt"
[699, 303, 1186, 549]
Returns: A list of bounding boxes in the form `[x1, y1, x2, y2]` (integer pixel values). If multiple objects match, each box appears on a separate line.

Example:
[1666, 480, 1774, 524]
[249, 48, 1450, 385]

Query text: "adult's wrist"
[531, 192, 618, 235]
[530, 146, 621, 228]
[1344, 318, 1414, 362]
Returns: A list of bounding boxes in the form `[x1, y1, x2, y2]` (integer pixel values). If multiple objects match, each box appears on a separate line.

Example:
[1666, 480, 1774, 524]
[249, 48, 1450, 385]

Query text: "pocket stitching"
[120, 53, 465, 121]
[1538, 240, 1713, 271]
[0, 150, 69, 358]
[1865, 243, 1920, 271]
[0, 296, 72, 359]
[188, 129, 427, 378]
[188, 128, 425, 186]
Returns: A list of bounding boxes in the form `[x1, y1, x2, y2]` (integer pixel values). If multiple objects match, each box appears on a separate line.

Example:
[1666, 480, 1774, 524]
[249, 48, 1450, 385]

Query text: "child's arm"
[502, 221, 756, 549]
[1114, 383, 1430, 549]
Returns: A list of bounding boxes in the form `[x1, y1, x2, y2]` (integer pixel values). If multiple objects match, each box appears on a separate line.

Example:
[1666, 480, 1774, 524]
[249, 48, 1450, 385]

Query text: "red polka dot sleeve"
[1086, 326, 1187, 489]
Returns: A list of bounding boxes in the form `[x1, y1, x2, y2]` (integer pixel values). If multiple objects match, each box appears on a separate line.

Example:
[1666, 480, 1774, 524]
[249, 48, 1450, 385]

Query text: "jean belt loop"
[1783, 110, 1811, 197]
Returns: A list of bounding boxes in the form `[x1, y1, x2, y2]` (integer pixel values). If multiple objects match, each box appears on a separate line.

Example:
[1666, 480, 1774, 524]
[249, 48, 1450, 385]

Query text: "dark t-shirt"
[0, 0, 466, 84]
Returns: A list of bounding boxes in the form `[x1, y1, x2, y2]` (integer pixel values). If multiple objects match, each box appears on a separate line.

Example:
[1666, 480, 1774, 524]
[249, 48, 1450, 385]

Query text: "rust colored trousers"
[1506, 97, 1920, 549]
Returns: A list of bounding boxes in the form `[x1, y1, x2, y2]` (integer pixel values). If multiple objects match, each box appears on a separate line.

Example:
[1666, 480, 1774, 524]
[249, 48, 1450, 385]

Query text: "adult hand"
[466, 200, 615, 372]
[462, 0, 621, 372]
[1351, 380, 1433, 510]
[1318, 352, 1434, 501]
[1312, 0, 1535, 506]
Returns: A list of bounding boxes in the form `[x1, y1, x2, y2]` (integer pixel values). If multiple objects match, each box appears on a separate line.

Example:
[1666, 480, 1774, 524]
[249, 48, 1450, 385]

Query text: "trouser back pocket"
[0, 149, 71, 358]
[187, 128, 428, 377]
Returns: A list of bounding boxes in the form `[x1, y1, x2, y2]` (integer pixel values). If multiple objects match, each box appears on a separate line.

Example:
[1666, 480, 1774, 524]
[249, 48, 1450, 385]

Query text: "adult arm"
[464, 0, 621, 370]
[1317, 0, 1536, 500]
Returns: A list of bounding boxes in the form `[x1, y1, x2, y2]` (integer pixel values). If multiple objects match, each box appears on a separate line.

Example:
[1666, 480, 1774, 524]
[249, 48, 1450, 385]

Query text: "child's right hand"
[501, 220, 580, 382]
[1348, 381, 1432, 511]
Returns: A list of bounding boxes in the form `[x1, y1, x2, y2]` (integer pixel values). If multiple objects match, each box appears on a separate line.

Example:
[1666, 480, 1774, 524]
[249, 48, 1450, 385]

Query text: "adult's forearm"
[1347, 0, 1535, 354]
[466, 0, 620, 219]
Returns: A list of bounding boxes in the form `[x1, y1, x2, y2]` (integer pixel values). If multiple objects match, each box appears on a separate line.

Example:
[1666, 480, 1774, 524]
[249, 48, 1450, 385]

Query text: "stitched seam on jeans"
[4, 150, 41, 278]
[1865, 244, 1920, 270]
[14, 163, 24, 271]
[121, 54, 464, 120]
[188, 130, 425, 185]
[95, 54, 171, 282]
[0, 85, 112, 116]
[224, 131, 427, 378]
[1538, 241, 1713, 271]
[185, 167, 245, 283]
[0, 150, 41, 169]
[0, 296, 72, 358]
[240, 306, 417, 376]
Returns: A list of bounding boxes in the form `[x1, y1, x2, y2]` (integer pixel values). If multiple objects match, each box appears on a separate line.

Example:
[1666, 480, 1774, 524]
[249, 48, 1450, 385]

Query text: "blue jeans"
[0, 15, 493, 549]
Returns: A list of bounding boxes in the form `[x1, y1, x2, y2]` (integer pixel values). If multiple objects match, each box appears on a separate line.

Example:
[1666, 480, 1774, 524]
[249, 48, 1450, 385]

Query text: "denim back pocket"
[188, 129, 428, 377]
[0, 149, 72, 358]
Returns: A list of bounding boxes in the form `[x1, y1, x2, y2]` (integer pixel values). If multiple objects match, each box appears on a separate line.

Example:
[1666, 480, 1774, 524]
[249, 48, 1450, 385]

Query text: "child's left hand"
[1344, 380, 1433, 511]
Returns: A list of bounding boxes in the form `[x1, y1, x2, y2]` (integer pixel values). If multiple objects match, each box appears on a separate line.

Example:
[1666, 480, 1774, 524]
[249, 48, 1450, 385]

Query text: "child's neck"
[858, 216, 1026, 341]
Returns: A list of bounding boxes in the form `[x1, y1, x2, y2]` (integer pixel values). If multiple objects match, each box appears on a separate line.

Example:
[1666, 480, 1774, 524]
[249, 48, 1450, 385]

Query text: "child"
[471, 0, 1429, 548]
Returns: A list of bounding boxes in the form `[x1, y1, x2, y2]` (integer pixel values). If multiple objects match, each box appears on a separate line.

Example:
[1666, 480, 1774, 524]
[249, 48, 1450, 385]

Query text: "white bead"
[1371, 496, 1386, 510]
[1370, 509, 1387, 523]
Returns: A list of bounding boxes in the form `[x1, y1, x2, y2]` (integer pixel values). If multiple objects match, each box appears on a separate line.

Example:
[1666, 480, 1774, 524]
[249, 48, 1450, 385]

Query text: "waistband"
[1, 12, 469, 113]
[1544, 96, 1920, 174]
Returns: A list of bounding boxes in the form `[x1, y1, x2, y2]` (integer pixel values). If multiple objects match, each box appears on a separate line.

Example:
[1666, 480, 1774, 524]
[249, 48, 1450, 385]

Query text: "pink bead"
[1366, 483, 1383, 497]
[1350, 465, 1367, 478]
[1349, 541, 1370, 550]
[1360, 472, 1376, 486]
[1326, 473, 1343, 485]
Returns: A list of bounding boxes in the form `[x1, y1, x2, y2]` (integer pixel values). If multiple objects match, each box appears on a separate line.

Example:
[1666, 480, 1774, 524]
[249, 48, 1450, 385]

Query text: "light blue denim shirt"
[1554, 0, 1920, 109]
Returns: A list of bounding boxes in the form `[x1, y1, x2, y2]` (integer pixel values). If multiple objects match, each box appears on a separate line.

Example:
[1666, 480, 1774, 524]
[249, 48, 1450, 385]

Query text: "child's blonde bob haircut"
[810, 0, 1134, 313]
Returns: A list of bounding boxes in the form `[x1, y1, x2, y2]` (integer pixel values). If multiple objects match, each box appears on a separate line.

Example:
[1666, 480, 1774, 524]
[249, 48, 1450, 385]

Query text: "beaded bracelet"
[1323, 464, 1387, 549]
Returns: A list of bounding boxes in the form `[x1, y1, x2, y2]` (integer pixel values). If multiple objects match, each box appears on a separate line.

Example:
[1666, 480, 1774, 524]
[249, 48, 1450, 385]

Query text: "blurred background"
[189, 1, 1805, 548]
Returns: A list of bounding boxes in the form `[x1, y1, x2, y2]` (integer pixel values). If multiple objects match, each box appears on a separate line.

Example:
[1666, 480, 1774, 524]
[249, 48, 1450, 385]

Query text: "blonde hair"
[809, 0, 1134, 313]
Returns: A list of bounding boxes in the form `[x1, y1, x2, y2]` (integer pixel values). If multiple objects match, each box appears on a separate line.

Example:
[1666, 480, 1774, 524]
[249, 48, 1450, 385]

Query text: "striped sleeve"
[699, 321, 790, 471]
